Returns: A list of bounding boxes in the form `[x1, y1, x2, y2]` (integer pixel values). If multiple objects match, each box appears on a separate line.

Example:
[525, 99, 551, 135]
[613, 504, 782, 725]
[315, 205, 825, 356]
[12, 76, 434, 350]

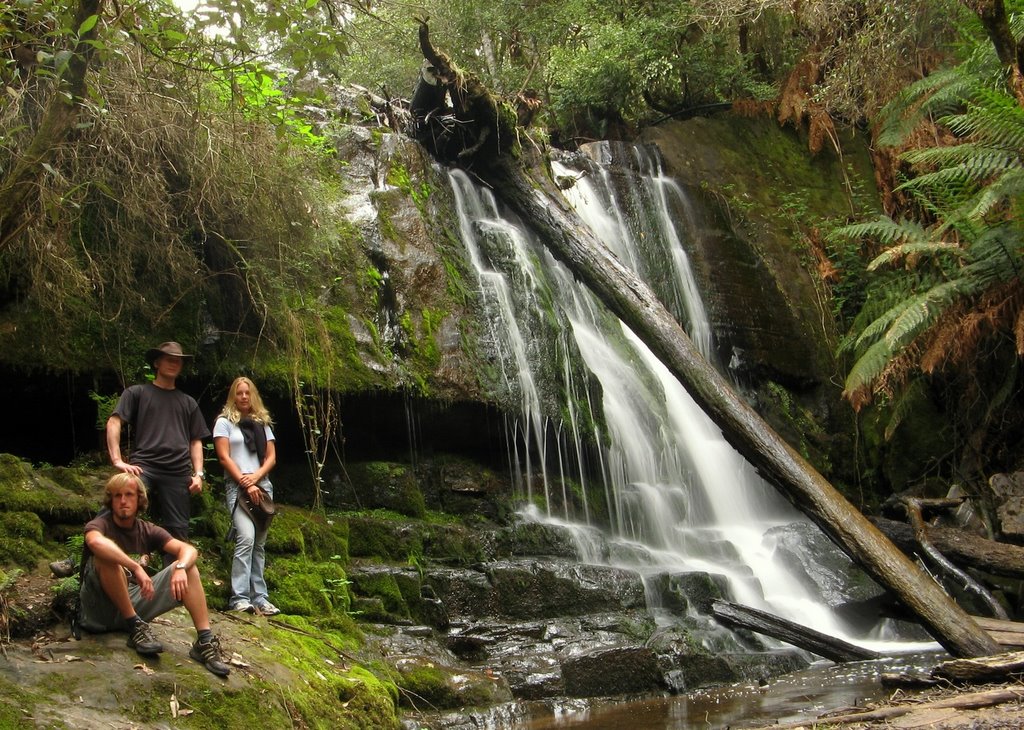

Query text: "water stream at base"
[517, 651, 947, 729]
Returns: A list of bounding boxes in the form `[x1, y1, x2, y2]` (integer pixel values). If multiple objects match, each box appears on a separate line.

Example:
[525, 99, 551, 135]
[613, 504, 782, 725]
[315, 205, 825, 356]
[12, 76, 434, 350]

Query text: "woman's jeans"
[225, 479, 272, 607]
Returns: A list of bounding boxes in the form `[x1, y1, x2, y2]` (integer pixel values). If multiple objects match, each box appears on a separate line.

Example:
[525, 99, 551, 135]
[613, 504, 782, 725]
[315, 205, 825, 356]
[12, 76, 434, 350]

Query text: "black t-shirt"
[113, 383, 210, 473]
[83, 513, 173, 560]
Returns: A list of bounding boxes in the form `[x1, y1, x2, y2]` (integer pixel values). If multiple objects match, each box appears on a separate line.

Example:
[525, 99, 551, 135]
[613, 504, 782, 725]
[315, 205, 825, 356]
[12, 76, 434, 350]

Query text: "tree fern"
[833, 31, 1024, 419]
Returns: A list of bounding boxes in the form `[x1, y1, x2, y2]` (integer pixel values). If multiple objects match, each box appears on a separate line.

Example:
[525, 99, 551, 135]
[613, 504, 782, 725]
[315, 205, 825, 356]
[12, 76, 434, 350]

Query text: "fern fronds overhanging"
[832, 32, 1024, 420]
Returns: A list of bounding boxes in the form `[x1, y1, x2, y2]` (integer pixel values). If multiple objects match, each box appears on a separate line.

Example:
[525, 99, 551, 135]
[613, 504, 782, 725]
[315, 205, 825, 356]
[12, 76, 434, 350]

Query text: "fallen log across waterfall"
[710, 600, 880, 662]
[409, 21, 1000, 658]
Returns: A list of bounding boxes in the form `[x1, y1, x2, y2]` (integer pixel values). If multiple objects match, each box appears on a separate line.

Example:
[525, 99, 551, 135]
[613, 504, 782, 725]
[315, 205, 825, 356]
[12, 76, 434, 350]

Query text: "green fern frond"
[903, 144, 1017, 175]
[896, 165, 978, 197]
[867, 241, 964, 270]
[961, 224, 1024, 282]
[830, 216, 928, 246]
[1010, 12, 1024, 41]
[843, 337, 893, 400]
[884, 280, 965, 352]
[961, 168, 1024, 221]
[876, 68, 970, 147]
[942, 94, 1024, 151]
[853, 295, 918, 351]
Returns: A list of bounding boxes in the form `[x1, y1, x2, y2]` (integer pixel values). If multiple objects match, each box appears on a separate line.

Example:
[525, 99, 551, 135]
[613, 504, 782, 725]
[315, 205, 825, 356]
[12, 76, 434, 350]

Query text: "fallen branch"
[903, 497, 1008, 620]
[934, 650, 1024, 682]
[872, 517, 1024, 579]
[711, 600, 878, 662]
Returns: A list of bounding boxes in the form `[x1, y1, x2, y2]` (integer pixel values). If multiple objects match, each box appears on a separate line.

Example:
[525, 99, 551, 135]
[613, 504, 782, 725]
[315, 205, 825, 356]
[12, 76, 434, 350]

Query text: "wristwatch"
[175, 562, 187, 570]
[194, 471, 205, 479]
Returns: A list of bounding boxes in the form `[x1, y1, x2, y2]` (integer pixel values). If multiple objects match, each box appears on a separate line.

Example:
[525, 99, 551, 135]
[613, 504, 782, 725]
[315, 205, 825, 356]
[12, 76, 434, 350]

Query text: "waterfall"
[448, 144, 897, 648]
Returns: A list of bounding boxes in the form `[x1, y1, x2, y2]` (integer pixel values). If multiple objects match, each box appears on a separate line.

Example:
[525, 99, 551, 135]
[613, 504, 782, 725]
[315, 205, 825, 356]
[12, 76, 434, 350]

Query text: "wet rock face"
[652, 570, 732, 614]
[640, 118, 853, 390]
[425, 559, 647, 621]
[765, 521, 885, 608]
[560, 645, 662, 697]
[347, 514, 823, 719]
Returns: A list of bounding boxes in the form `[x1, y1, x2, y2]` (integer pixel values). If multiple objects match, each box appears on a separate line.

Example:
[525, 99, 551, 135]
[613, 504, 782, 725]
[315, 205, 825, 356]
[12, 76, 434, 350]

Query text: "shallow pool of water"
[516, 650, 948, 729]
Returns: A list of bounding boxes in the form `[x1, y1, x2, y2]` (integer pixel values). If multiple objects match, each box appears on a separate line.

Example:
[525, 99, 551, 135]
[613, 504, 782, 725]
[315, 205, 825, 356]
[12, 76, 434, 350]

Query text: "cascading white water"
[554, 144, 713, 358]
[448, 145, 904, 649]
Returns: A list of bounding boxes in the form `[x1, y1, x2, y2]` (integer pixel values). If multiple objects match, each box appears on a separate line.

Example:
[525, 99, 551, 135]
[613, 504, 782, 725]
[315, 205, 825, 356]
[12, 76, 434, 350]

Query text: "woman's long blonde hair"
[220, 376, 273, 425]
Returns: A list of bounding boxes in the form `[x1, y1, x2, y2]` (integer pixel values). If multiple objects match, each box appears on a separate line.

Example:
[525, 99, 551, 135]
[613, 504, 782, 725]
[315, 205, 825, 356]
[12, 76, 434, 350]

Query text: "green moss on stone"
[267, 555, 351, 616]
[348, 572, 410, 619]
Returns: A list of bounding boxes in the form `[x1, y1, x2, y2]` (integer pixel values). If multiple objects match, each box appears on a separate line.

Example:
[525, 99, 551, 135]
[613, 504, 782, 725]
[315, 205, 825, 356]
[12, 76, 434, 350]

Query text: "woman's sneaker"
[228, 600, 253, 613]
[189, 635, 230, 677]
[126, 619, 164, 656]
[255, 601, 281, 616]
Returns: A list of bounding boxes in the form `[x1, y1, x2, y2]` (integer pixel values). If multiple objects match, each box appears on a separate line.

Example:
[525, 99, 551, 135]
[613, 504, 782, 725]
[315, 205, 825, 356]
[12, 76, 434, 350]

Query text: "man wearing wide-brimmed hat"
[106, 342, 210, 564]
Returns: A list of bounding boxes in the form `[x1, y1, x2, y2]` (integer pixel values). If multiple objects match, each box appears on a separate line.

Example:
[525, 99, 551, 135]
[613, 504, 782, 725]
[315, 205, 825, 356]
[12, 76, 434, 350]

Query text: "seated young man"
[78, 472, 230, 677]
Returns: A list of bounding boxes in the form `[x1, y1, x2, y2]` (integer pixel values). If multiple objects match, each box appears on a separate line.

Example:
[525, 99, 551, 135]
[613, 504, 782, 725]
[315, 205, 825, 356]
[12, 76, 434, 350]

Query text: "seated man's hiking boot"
[49, 557, 76, 578]
[189, 635, 231, 677]
[126, 620, 164, 656]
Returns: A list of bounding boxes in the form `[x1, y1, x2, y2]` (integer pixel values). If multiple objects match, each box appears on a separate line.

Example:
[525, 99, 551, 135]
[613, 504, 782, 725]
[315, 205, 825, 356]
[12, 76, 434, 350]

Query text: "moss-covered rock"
[267, 555, 351, 616]
[346, 511, 483, 565]
[0, 511, 47, 568]
[0, 607, 401, 729]
[349, 568, 411, 621]
[391, 655, 512, 710]
[0, 454, 101, 524]
[335, 462, 427, 518]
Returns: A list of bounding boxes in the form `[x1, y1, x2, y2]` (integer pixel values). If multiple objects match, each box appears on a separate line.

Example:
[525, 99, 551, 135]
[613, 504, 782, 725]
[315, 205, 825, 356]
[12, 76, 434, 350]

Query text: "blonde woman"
[213, 377, 280, 615]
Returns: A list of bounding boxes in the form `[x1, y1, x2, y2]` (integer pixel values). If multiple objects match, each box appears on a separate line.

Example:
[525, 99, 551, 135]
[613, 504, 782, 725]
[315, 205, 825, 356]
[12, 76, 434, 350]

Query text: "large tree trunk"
[413, 23, 1000, 658]
[0, 0, 103, 248]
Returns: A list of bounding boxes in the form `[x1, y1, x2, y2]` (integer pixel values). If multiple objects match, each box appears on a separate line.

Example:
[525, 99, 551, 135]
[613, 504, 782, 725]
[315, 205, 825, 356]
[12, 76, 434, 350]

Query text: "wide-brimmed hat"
[145, 341, 194, 367]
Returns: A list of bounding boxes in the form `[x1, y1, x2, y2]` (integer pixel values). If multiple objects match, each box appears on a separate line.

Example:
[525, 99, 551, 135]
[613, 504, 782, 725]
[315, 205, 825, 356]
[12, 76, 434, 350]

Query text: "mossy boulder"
[0, 511, 47, 568]
[391, 655, 512, 710]
[349, 567, 412, 622]
[0, 453, 101, 524]
[264, 506, 350, 560]
[333, 462, 426, 518]
[0, 608, 401, 729]
[267, 555, 352, 616]
[417, 454, 509, 520]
